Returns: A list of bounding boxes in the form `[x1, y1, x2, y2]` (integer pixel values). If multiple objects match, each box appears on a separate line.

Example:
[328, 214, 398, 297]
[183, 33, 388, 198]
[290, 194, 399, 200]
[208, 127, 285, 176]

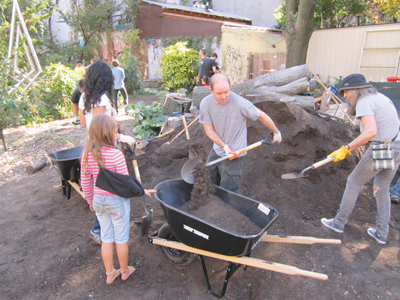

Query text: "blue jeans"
[206, 148, 245, 194]
[390, 176, 400, 198]
[333, 141, 400, 239]
[93, 194, 130, 244]
[92, 215, 101, 233]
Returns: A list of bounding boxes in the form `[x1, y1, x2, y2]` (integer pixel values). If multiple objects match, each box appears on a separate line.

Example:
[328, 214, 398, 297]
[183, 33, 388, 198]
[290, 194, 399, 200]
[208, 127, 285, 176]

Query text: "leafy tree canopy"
[274, 0, 399, 30]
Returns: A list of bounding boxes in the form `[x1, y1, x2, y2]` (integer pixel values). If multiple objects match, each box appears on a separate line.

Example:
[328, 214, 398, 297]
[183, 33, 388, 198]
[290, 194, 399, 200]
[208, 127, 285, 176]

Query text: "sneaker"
[367, 228, 387, 245]
[321, 218, 344, 233]
[72, 117, 80, 125]
[89, 230, 102, 244]
[391, 195, 400, 204]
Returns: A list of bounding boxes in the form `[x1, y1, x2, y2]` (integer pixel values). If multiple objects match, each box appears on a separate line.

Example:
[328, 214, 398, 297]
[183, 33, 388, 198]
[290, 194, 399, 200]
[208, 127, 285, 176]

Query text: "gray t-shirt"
[356, 92, 400, 142]
[111, 67, 125, 89]
[199, 91, 259, 157]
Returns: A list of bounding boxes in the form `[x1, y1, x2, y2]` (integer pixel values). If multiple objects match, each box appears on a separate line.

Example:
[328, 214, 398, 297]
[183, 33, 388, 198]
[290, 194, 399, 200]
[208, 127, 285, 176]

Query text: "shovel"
[129, 144, 153, 236]
[174, 102, 197, 158]
[137, 129, 174, 149]
[281, 156, 335, 179]
[181, 132, 274, 184]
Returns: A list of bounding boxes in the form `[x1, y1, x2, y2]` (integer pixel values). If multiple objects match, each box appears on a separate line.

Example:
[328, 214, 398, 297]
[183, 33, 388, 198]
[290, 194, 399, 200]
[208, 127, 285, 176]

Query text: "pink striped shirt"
[80, 147, 128, 205]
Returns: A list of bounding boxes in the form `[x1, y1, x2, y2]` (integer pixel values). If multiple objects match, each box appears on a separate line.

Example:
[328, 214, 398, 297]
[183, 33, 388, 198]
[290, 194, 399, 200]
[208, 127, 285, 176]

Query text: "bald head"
[209, 73, 231, 105]
[209, 73, 230, 90]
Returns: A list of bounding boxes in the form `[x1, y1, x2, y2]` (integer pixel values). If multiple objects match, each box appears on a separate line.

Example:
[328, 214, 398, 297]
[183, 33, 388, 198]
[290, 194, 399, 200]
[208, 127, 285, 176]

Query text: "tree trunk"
[48, 0, 61, 55]
[284, 0, 317, 68]
[191, 64, 313, 107]
[1, 128, 6, 151]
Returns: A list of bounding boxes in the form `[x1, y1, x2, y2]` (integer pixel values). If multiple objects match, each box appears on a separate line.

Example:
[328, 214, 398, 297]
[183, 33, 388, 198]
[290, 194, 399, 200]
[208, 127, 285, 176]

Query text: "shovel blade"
[141, 209, 153, 237]
[181, 156, 202, 184]
[281, 173, 303, 180]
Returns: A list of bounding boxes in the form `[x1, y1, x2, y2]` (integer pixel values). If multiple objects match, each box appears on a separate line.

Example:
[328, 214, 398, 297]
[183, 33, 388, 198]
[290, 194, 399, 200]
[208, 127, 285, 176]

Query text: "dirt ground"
[1, 94, 400, 300]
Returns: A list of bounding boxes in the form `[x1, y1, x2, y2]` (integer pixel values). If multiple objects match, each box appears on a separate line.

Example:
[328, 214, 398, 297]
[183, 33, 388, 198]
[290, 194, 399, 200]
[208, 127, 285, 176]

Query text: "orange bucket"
[387, 76, 400, 82]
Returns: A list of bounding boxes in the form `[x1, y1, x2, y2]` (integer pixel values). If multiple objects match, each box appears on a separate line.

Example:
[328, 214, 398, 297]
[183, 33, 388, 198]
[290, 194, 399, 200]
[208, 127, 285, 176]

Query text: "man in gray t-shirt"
[199, 73, 282, 193]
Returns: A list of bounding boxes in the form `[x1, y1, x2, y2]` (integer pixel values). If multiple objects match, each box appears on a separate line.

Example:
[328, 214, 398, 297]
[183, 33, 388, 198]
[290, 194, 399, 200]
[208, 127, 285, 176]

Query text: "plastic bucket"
[387, 76, 400, 82]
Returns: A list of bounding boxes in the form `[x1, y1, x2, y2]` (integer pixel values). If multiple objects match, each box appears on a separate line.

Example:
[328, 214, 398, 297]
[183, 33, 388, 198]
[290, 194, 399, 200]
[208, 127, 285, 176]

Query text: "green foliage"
[161, 36, 216, 56]
[143, 88, 168, 101]
[58, 0, 122, 59]
[157, 42, 198, 92]
[22, 63, 79, 123]
[274, 0, 372, 30]
[125, 101, 168, 139]
[367, 0, 400, 23]
[273, 3, 286, 30]
[123, 56, 141, 95]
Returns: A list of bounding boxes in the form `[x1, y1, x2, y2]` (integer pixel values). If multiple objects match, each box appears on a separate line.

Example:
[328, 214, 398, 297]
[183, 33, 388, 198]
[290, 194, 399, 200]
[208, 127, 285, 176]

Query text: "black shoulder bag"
[95, 165, 144, 198]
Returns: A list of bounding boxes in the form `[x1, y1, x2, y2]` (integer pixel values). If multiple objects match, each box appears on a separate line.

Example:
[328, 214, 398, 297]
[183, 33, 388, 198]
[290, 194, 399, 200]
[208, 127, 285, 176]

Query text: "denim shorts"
[92, 194, 130, 244]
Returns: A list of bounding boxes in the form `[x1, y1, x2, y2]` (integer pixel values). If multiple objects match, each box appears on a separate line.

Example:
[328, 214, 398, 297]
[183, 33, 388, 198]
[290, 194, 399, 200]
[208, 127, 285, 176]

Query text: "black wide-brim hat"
[338, 73, 373, 95]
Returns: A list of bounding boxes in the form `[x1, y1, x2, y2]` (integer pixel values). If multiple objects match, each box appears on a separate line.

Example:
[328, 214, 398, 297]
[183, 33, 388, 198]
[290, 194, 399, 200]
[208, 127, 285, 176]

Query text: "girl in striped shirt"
[81, 114, 155, 284]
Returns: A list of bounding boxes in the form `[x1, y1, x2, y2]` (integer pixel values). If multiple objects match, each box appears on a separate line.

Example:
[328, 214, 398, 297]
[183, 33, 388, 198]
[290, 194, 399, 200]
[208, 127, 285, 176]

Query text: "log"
[192, 64, 313, 107]
[26, 158, 49, 175]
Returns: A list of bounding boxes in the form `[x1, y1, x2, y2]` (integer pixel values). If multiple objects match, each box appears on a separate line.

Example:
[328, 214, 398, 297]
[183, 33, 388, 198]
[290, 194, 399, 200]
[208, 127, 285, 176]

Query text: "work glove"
[272, 130, 282, 144]
[328, 146, 351, 162]
[119, 134, 136, 146]
[223, 145, 239, 160]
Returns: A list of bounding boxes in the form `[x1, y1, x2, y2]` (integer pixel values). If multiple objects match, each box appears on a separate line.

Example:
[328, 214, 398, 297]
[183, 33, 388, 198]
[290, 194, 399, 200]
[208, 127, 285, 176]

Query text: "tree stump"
[162, 93, 193, 116]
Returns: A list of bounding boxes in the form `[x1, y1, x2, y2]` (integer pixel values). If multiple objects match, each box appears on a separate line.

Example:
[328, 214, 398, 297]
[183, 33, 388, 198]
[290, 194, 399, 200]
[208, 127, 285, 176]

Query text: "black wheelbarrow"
[46, 146, 85, 199]
[149, 179, 341, 299]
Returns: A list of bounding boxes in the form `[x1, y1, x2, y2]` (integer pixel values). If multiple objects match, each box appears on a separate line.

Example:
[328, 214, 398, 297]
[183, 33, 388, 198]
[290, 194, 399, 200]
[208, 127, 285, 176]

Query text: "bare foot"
[106, 269, 121, 284]
[121, 266, 136, 281]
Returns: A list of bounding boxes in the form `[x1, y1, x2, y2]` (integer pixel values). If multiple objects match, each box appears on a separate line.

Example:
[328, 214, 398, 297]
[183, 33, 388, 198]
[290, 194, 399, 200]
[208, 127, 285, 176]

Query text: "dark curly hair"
[83, 61, 114, 114]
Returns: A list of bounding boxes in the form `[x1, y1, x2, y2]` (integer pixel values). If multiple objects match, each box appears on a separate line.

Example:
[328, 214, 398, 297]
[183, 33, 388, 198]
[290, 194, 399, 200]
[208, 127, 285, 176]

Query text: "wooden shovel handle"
[181, 115, 190, 140]
[132, 160, 142, 183]
[169, 116, 199, 143]
[312, 156, 334, 169]
[236, 141, 262, 156]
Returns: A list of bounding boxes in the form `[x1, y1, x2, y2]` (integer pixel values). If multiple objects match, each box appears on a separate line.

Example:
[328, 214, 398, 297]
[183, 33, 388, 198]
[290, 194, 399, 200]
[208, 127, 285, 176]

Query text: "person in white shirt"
[78, 60, 135, 245]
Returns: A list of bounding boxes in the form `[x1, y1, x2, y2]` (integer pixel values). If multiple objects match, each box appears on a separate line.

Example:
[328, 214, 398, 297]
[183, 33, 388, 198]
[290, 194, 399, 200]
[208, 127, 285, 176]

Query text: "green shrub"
[23, 63, 79, 123]
[123, 56, 141, 95]
[157, 42, 198, 92]
[126, 101, 168, 139]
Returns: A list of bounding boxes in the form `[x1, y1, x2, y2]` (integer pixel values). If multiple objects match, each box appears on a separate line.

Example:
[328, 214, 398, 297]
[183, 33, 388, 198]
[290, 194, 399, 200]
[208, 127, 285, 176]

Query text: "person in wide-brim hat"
[337, 73, 372, 95]
[320, 72, 400, 245]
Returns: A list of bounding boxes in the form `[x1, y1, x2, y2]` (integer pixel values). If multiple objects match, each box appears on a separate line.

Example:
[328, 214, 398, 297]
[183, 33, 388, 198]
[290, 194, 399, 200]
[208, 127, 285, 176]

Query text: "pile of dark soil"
[179, 162, 261, 235]
[188, 162, 216, 210]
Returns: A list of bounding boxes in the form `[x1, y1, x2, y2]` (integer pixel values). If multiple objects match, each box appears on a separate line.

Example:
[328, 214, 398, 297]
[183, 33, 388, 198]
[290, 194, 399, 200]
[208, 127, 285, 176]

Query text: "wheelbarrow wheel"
[158, 222, 195, 266]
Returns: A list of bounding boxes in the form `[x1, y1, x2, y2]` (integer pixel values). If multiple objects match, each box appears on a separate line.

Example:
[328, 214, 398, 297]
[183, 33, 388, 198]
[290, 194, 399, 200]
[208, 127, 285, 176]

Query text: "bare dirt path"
[1, 95, 399, 299]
